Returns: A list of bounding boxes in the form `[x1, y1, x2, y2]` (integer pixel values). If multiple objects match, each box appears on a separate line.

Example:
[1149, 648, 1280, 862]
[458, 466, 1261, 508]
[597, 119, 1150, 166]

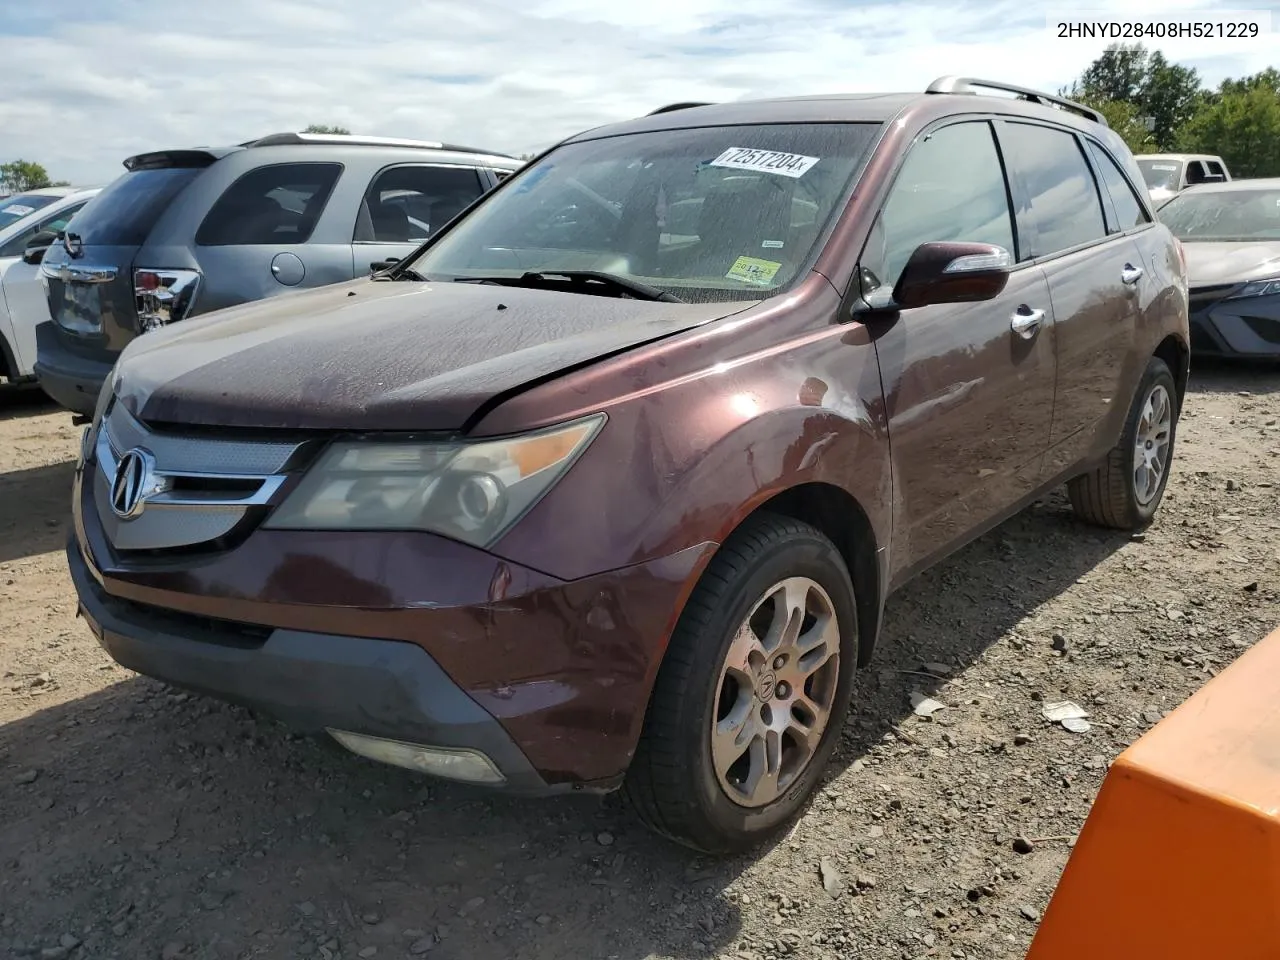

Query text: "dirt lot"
[2, 367, 1278, 960]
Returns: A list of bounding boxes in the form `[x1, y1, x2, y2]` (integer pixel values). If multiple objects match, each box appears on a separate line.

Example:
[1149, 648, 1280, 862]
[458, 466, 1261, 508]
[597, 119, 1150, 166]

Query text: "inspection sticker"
[726, 256, 782, 286]
[710, 147, 820, 179]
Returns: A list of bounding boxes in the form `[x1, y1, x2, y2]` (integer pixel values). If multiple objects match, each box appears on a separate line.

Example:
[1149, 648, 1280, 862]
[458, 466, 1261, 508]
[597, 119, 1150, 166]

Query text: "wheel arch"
[744, 482, 884, 667]
[1153, 333, 1189, 412]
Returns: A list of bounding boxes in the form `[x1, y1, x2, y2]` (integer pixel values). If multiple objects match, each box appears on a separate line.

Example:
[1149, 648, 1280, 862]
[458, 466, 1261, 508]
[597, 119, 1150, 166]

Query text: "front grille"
[93, 401, 312, 552]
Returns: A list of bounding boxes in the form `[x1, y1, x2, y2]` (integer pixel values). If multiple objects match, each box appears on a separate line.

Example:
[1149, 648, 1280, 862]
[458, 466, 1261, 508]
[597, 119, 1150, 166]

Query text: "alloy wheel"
[1133, 383, 1173, 506]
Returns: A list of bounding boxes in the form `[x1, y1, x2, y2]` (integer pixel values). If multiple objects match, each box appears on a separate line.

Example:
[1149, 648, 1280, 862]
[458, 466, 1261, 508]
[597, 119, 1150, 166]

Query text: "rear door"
[40, 158, 210, 363]
[351, 164, 488, 275]
[996, 121, 1141, 476]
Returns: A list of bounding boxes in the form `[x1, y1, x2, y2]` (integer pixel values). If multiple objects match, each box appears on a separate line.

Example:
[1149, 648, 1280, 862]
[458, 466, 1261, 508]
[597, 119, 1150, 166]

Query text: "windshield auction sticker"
[710, 147, 820, 178]
[726, 256, 782, 285]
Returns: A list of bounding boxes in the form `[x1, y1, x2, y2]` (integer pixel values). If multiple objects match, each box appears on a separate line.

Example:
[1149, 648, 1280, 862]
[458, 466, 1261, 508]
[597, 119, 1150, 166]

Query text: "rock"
[409, 936, 435, 955]
[910, 692, 947, 718]
[112, 924, 128, 937]
[362, 913, 380, 925]
[819, 858, 845, 898]
[1244, 582, 1259, 593]
[867, 825, 884, 839]
[460, 896, 485, 915]
[596, 831, 615, 847]
[359, 948, 378, 958]
[1012, 837, 1034, 855]
[535, 915, 552, 926]
[1226, 479, 1239, 492]
[1019, 904, 1041, 922]
[14, 769, 39, 785]
[297, 902, 316, 917]
[58, 934, 80, 949]
[161, 943, 186, 960]
[1013, 734, 1031, 746]
[853, 875, 876, 890]
[1051, 634, 1067, 652]
[40, 948, 68, 960]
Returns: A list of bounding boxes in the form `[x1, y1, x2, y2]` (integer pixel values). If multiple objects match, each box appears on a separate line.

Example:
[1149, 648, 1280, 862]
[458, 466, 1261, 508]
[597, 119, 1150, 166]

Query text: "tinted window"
[0, 201, 89, 258]
[355, 165, 484, 243]
[0, 194, 58, 230]
[70, 168, 202, 246]
[865, 121, 1014, 291]
[1086, 142, 1149, 232]
[1159, 189, 1280, 241]
[409, 123, 882, 304]
[197, 163, 342, 246]
[1003, 123, 1106, 258]
[1207, 161, 1227, 178]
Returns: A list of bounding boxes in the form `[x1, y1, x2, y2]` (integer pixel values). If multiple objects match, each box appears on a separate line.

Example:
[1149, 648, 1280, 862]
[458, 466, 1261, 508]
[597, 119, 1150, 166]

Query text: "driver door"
[862, 120, 1057, 585]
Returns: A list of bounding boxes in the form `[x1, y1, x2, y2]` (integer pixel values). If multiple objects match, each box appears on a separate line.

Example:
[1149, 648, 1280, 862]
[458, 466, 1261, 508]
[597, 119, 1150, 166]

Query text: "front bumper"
[1188, 293, 1280, 359]
[69, 541, 555, 792]
[33, 321, 113, 416]
[70, 460, 714, 788]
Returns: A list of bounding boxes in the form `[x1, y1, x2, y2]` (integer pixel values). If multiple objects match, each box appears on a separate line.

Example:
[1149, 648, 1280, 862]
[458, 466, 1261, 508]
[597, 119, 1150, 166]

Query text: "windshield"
[1137, 159, 1183, 193]
[408, 123, 882, 303]
[1158, 189, 1280, 242]
[0, 193, 58, 230]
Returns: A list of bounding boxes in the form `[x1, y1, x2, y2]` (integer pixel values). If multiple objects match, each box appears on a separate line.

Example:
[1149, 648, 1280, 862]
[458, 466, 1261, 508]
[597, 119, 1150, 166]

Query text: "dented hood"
[114, 278, 751, 431]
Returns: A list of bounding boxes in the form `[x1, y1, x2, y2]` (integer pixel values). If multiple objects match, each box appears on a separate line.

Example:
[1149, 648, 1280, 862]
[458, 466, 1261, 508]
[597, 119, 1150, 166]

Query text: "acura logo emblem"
[110, 448, 155, 519]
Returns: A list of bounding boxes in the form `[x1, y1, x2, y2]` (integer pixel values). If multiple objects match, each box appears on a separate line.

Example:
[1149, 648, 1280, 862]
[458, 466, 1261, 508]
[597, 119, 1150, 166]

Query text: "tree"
[1075, 44, 1202, 149]
[1075, 96, 1156, 154]
[1178, 83, 1280, 177]
[0, 160, 55, 192]
[302, 124, 350, 135]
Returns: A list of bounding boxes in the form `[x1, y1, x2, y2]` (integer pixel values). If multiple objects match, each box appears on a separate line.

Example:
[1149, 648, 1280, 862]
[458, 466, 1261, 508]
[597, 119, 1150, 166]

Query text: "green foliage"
[302, 124, 351, 135]
[1076, 43, 1201, 149]
[1178, 85, 1280, 178]
[0, 160, 55, 192]
[1073, 94, 1156, 154]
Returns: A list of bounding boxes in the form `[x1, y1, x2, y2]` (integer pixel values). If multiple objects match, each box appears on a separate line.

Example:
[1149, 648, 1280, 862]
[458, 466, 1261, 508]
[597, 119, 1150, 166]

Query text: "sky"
[2, 0, 1279, 186]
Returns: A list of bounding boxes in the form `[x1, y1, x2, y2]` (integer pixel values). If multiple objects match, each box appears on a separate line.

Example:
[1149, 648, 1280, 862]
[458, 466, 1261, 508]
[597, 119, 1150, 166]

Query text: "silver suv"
[35, 132, 519, 416]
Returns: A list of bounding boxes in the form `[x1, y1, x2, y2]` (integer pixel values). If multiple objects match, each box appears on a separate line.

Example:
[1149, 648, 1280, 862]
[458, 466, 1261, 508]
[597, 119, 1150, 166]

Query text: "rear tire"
[1068, 356, 1178, 530]
[624, 512, 858, 854]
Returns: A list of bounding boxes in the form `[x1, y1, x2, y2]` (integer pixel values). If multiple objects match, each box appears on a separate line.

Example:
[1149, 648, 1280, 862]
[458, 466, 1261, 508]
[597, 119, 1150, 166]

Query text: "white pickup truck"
[0, 187, 100, 384]
[1135, 153, 1231, 208]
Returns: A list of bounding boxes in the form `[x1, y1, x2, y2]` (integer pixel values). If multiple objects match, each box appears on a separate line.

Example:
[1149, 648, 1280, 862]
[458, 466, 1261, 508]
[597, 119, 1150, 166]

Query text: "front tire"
[624, 513, 858, 854]
[1068, 356, 1179, 530]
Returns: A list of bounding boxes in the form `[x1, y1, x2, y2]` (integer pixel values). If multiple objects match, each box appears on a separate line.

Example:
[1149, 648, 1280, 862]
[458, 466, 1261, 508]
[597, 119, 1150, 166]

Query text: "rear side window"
[1002, 123, 1107, 258]
[1085, 142, 1149, 232]
[0, 201, 89, 258]
[60, 168, 203, 246]
[867, 120, 1015, 290]
[197, 162, 343, 246]
[0, 194, 58, 230]
[1206, 160, 1227, 178]
[354, 165, 484, 243]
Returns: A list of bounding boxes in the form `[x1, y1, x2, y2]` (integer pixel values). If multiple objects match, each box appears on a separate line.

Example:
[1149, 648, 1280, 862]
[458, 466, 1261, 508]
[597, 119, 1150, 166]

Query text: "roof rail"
[244, 132, 517, 159]
[647, 102, 714, 116]
[925, 76, 1108, 127]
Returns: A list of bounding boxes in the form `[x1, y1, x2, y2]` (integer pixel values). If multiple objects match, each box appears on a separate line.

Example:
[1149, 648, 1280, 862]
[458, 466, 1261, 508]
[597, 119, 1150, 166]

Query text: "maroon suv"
[69, 77, 1189, 853]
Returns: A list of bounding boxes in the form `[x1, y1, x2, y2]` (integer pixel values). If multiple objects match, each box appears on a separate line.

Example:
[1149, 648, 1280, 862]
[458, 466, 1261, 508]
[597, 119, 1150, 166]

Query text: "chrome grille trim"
[93, 401, 307, 551]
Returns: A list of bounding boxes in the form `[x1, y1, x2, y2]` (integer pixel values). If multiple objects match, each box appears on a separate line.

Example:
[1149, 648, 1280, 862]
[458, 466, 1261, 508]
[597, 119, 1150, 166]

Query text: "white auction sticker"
[710, 147, 820, 179]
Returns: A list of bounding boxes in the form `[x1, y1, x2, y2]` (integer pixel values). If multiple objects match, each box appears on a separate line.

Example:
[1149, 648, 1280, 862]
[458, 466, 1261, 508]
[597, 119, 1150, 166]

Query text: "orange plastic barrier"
[1027, 623, 1280, 960]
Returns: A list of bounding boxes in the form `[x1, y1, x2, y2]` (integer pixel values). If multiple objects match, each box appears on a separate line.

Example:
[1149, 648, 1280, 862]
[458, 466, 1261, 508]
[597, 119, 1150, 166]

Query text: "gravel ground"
[2, 366, 1278, 960]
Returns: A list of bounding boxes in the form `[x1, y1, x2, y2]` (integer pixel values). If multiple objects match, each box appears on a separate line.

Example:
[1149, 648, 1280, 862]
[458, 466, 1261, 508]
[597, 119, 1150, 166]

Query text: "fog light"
[326, 730, 505, 784]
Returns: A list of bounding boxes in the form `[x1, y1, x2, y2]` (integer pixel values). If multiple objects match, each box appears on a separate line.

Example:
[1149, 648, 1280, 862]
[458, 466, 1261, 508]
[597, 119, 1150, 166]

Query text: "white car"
[0, 187, 100, 383]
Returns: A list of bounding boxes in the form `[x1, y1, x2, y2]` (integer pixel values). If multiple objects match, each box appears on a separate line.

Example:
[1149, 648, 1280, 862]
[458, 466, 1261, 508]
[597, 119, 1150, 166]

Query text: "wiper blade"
[457, 270, 684, 303]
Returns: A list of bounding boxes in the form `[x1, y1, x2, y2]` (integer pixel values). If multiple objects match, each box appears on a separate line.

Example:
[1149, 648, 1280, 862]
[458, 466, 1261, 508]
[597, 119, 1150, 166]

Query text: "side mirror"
[21, 230, 58, 265]
[892, 241, 1013, 309]
[369, 257, 400, 274]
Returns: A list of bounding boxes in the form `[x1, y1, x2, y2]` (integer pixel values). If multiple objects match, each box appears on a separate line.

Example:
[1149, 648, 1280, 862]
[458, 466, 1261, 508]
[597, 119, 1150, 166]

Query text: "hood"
[1182, 241, 1280, 287]
[114, 278, 752, 431]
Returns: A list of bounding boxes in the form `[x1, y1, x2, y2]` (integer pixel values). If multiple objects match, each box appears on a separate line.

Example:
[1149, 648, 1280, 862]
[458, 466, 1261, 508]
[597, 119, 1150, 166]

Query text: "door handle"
[1121, 263, 1144, 285]
[1010, 306, 1045, 339]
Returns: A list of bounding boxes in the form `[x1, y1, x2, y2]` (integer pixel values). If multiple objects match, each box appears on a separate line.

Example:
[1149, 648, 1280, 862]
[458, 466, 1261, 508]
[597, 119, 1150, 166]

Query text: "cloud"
[1, 0, 1277, 185]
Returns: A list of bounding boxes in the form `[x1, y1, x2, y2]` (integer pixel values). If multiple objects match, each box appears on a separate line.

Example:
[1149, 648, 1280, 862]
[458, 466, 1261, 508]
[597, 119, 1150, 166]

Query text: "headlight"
[263, 414, 605, 547]
[1230, 278, 1280, 299]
